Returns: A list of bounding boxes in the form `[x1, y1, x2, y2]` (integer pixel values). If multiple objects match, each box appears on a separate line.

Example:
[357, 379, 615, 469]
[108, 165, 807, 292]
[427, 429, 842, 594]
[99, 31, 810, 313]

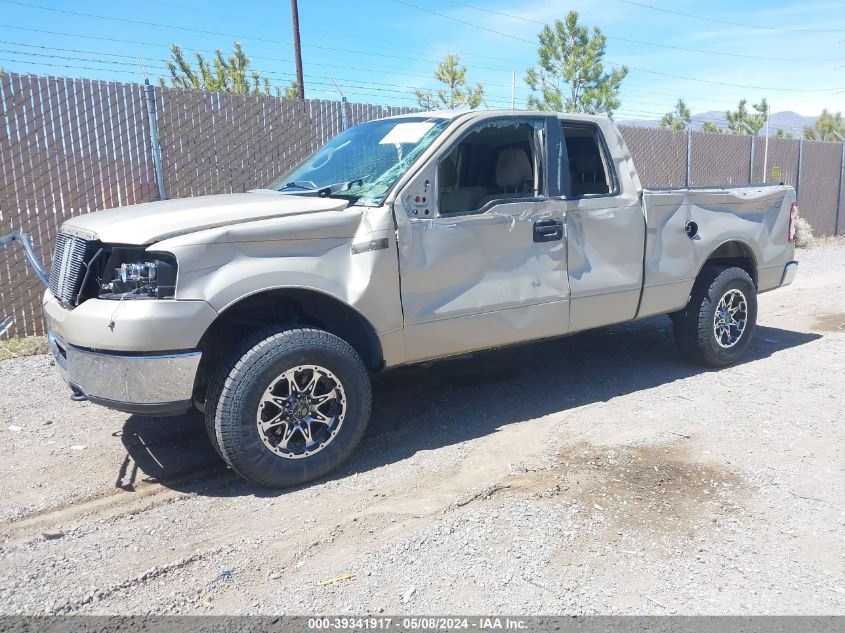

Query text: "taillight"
[788, 202, 797, 242]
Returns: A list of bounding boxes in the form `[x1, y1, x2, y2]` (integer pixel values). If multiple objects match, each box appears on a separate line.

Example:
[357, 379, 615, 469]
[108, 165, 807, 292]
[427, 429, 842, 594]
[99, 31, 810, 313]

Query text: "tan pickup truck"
[4, 110, 798, 487]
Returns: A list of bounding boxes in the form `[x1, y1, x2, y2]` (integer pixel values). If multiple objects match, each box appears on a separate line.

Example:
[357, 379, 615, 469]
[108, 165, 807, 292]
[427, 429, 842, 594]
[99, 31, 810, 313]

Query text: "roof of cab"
[381, 108, 613, 124]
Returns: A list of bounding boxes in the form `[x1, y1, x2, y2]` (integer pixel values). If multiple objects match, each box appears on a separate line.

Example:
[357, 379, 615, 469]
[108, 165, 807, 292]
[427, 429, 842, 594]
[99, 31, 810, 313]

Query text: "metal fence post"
[796, 138, 804, 202]
[340, 95, 349, 131]
[749, 135, 755, 184]
[144, 79, 166, 200]
[686, 130, 692, 187]
[836, 141, 845, 236]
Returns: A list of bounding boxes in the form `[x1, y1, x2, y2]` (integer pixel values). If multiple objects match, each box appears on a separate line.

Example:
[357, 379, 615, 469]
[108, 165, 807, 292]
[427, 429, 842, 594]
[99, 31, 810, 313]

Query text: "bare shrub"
[794, 216, 816, 249]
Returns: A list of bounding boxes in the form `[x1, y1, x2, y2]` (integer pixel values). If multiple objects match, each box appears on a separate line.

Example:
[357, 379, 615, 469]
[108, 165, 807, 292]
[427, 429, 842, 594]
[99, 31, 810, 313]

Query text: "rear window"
[561, 124, 614, 197]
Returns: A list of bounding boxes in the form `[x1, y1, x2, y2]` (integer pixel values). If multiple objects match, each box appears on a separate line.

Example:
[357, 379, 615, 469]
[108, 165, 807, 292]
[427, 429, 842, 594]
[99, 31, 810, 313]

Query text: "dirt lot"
[1, 245, 843, 616]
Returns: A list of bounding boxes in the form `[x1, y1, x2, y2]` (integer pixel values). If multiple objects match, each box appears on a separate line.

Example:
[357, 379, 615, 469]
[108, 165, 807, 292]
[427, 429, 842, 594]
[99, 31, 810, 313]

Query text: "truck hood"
[60, 192, 349, 245]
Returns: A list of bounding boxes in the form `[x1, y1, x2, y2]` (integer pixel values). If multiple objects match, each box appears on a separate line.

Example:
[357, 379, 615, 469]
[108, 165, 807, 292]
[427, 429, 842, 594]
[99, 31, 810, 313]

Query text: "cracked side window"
[438, 118, 544, 216]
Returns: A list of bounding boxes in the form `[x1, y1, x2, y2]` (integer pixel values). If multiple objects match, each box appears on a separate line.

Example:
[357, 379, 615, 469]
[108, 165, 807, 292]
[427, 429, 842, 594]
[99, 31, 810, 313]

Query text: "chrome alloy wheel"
[713, 289, 748, 349]
[256, 365, 347, 459]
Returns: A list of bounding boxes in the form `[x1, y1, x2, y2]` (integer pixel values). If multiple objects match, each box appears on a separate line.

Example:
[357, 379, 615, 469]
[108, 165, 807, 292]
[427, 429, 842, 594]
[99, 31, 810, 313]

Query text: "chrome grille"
[49, 233, 90, 305]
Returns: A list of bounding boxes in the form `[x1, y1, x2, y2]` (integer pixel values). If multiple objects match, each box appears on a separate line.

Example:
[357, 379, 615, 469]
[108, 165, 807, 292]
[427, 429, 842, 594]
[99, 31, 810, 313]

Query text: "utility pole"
[290, 0, 305, 99]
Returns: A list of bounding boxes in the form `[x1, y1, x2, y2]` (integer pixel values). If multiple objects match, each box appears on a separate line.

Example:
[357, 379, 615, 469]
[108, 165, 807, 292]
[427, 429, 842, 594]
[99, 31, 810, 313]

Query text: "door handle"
[533, 219, 563, 243]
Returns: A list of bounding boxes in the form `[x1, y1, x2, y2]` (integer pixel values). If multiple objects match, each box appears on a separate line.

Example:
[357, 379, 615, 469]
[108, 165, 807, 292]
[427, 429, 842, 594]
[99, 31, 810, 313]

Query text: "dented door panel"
[565, 194, 645, 331]
[396, 197, 569, 364]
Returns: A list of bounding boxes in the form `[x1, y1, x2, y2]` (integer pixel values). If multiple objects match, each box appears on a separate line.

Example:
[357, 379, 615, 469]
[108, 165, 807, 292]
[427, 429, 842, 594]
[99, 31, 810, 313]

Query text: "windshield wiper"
[280, 180, 318, 191]
[317, 178, 365, 198]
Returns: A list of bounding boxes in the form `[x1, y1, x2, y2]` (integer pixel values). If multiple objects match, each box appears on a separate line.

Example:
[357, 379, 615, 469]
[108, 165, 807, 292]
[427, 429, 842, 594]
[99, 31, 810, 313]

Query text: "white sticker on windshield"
[379, 122, 435, 145]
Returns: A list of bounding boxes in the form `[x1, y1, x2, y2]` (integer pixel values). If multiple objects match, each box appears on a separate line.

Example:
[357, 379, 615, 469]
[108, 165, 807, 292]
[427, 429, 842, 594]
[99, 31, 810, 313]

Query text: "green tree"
[163, 42, 275, 95]
[803, 109, 844, 141]
[283, 81, 300, 99]
[701, 121, 723, 134]
[773, 128, 794, 140]
[725, 98, 769, 135]
[524, 11, 627, 115]
[659, 99, 691, 131]
[415, 54, 484, 109]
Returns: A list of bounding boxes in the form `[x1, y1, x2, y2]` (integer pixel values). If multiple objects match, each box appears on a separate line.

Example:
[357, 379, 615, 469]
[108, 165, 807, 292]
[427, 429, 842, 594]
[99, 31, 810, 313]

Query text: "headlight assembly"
[100, 248, 177, 299]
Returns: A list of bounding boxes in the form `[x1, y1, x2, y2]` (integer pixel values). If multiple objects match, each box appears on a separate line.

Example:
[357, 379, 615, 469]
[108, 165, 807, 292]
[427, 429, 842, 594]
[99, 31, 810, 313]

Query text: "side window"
[562, 124, 614, 197]
[438, 119, 543, 216]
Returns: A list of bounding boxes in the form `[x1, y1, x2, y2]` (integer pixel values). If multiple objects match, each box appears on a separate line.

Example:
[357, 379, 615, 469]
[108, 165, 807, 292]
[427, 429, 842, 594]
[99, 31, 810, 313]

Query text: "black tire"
[205, 326, 372, 488]
[672, 265, 757, 367]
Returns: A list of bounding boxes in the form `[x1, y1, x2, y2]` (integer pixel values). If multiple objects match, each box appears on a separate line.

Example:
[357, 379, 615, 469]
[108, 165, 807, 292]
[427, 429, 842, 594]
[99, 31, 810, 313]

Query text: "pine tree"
[725, 98, 768, 135]
[659, 99, 691, 131]
[284, 81, 300, 99]
[803, 109, 844, 141]
[415, 54, 484, 109]
[164, 42, 278, 96]
[524, 11, 627, 115]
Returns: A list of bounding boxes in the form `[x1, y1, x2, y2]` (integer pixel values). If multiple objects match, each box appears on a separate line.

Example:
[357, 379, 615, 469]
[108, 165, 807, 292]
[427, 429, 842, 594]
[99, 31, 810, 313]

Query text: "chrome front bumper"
[780, 260, 798, 287]
[48, 331, 201, 416]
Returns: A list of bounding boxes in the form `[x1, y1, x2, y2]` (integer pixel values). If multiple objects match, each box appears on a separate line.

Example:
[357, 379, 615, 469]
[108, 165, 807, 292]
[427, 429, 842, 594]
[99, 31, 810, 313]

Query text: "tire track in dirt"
[0, 466, 234, 546]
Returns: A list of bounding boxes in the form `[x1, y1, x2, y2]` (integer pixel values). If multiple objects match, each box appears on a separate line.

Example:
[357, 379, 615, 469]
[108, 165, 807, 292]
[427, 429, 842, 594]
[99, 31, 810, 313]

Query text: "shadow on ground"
[116, 316, 820, 496]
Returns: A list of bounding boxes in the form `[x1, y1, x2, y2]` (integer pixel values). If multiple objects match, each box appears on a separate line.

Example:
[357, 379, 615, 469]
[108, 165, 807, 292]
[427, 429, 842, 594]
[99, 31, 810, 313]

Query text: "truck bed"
[636, 184, 796, 319]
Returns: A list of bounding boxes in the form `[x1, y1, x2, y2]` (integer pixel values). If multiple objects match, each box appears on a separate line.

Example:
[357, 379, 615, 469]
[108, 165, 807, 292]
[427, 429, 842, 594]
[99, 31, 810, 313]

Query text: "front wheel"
[672, 265, 757, 367]
[206, 326, 372, 488]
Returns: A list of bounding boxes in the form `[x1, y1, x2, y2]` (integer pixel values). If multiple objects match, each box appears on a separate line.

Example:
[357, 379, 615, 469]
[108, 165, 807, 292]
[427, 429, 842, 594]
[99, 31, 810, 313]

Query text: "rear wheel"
[672, 265, 757, 367]
[205, 326, 372, 488]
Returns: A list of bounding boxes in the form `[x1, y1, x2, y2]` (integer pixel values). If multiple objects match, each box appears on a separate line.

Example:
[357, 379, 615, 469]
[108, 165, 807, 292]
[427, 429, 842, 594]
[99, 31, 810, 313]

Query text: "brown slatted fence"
[0, 70, 843, 340]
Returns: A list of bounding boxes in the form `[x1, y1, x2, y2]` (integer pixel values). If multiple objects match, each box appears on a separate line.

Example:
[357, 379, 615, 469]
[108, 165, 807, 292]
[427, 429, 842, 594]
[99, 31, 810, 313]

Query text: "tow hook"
[70, 388, 88, 402]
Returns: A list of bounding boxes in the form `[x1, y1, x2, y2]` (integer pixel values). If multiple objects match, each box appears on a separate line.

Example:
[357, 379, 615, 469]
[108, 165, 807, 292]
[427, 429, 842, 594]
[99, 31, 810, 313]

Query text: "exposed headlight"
[100, 249, 177, 299]
[118, 261, 157, 284]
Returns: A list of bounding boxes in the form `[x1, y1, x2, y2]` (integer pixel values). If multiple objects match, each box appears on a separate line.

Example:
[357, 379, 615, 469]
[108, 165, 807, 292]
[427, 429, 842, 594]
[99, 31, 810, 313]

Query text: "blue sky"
[1, 0, 843, 129]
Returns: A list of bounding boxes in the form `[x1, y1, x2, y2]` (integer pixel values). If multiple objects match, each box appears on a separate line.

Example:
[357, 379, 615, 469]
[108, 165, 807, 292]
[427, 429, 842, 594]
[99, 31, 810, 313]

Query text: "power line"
[0, 7, 514, 73]
[392, 0, 845, 93]
[0, 27, 816, 107]
[0, 40, 823, 115]
[391, 0, 534, 44]
[144, 0, 531, 69]
[0, 27, 471, 87]
[438, 0, 845, 61]
[0, 50, 521, 107]
[616, 0, 845, 34]
[0, 0, 287, 43]
[0, 44, 521, 105]
[2, 31, 830, 116]
[0, 56, 428, 103]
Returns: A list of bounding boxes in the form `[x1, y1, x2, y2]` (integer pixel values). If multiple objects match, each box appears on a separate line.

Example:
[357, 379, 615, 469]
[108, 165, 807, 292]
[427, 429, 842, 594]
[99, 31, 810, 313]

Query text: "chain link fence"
[1, 71, 844, 338]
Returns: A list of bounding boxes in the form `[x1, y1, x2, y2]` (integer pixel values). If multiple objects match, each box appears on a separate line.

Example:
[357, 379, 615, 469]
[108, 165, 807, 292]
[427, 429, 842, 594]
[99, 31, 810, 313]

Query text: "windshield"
[269, 116, 450, 206]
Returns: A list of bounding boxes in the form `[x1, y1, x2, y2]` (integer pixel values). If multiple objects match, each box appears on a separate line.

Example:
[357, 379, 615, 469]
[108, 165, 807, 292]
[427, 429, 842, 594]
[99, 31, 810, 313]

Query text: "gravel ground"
[0, 245, 843, 616]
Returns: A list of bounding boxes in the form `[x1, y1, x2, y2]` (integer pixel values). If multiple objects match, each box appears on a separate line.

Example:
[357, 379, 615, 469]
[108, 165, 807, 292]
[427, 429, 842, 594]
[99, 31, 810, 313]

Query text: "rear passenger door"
[561, 120, 645, 331]
[395, 116, 571, 363]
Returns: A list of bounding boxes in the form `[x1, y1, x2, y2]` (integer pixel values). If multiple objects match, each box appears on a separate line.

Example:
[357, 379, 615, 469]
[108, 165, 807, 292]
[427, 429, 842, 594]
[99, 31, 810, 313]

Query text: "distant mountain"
[619, 111, 819, 136]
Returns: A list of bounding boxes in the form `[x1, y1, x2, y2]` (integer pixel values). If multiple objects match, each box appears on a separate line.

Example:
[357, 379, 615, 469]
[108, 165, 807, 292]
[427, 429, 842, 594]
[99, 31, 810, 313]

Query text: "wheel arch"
[193, 287, 384, 404]
[697, 239, 758, 287]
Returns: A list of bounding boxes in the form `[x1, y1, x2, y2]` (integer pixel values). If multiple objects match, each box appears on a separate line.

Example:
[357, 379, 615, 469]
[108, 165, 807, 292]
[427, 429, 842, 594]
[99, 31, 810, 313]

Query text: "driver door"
[395, 116, 571, 364]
